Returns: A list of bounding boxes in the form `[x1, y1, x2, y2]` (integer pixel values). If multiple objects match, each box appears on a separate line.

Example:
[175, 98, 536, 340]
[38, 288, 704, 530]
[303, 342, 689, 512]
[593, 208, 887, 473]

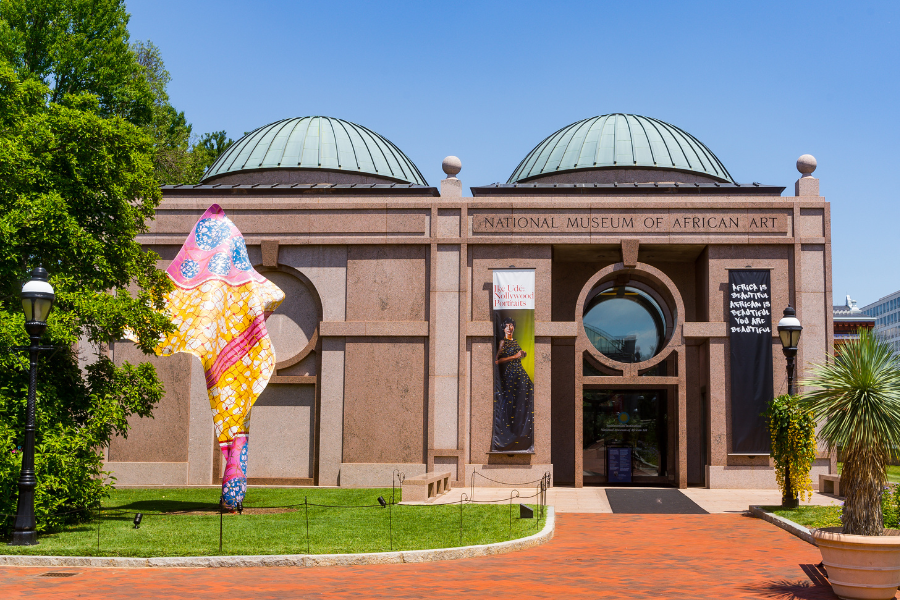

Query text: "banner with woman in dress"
[491, 269, 535, 453]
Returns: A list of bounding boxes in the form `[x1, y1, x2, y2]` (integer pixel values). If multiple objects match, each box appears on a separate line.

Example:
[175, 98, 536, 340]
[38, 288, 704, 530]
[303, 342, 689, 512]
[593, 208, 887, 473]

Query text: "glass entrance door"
[583, 389, 668, 484]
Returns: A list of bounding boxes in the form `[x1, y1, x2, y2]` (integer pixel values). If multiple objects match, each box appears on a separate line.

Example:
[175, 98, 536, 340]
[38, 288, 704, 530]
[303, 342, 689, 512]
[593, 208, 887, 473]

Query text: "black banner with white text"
[728, 269, 773, 454]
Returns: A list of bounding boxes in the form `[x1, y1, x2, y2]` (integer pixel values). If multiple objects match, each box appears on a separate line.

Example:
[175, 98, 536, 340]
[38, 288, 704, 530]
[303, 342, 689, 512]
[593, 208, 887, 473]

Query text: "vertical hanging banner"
[728, 269, 773, 454]
[492, 269, 535, 453]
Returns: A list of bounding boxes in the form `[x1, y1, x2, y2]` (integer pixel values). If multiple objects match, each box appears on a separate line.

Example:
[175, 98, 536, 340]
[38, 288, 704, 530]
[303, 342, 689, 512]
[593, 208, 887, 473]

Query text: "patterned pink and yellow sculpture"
[152, 204, 283, 510]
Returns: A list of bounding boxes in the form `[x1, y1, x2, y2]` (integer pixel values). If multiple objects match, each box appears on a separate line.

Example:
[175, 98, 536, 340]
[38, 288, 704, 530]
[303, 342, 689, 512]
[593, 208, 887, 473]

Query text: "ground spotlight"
[133, 513, 143, 529]
[378, 496, 387, 508]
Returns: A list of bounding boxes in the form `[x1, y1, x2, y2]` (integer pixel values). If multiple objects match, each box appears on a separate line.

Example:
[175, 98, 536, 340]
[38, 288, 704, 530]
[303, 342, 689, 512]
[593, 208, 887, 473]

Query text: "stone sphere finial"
[442, 156, 462, 177]
[796, 154, 817, 176]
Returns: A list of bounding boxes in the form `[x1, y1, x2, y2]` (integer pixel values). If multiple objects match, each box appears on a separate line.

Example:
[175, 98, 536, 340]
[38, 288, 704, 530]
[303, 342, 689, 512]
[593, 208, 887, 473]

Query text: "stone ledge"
[682, 322, 728, 338]
[319, 321, 429, 337]
[467, 321, 577, 337]
[0, 508, 554, 569]
[0, 555, 149, 568]
[749, 505, 816, 546]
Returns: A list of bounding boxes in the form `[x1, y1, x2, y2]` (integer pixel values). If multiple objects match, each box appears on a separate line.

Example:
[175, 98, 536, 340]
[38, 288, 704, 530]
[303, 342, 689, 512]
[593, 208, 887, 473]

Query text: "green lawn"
[766, 505, 842, 529]
[837, 463, 900, 483]
[1, 488, 545, 557]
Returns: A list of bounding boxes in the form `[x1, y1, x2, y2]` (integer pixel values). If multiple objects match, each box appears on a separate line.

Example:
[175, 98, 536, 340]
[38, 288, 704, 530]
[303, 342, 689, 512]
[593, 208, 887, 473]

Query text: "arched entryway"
[573, 262, 687, 488]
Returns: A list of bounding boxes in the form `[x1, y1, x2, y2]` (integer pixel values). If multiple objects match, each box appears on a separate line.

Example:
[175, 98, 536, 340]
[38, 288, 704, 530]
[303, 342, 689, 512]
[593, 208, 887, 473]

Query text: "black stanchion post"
[459, 493, 468, 546]
[97, 503, 101, 553]
[219, 508, 223, 553]
[304, 496, 309, 555]
[543, 472, 549, 519]
[540, 474, 546, 520]
[508, 490, 519, 540]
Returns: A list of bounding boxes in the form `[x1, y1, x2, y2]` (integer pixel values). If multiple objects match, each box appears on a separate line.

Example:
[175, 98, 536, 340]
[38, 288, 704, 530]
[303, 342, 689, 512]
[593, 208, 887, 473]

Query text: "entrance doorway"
[583, 389, 668, 484]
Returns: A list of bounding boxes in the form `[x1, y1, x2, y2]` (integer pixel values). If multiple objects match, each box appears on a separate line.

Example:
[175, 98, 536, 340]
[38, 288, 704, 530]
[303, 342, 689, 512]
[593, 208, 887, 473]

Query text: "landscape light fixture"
[777, 305, 803, 396]
[378, 496, 387, 508]
[133, 513, 143, 529]
[776, 305, 803, 509]
[9, 267, 55, 546]
[21, 267, 55, 332]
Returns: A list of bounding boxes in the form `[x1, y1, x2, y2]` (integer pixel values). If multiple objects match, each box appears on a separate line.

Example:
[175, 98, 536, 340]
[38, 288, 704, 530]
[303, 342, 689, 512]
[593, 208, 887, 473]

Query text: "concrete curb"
[0, 507, 554, 569]
[749, 505, 816, 546]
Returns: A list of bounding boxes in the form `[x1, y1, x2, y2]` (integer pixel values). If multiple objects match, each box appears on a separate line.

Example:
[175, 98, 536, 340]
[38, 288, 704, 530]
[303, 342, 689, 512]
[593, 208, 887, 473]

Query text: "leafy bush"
[882, 484, 900, 529]
[766, 394, 817, 503]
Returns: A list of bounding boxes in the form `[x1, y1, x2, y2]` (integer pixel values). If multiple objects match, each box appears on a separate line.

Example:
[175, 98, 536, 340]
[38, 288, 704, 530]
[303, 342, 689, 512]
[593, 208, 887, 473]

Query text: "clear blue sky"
[124, 0, 899, 307]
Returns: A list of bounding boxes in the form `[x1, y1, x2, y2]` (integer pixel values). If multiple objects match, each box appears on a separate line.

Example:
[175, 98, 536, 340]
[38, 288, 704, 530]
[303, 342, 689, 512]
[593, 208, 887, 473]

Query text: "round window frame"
[582, 283, 670, 364]
[255, 263, 322, 370]
[576, 262, 684, 372]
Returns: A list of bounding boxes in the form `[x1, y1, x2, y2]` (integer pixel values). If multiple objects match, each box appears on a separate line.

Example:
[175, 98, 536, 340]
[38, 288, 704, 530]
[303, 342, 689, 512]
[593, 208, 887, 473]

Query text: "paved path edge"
[0, 507, 555, 569]
[749, 505, 816, 545]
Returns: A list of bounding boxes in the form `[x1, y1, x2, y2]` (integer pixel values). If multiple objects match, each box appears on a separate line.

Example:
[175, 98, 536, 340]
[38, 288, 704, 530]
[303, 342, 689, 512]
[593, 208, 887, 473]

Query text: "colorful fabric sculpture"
[147, 204, 283, 511]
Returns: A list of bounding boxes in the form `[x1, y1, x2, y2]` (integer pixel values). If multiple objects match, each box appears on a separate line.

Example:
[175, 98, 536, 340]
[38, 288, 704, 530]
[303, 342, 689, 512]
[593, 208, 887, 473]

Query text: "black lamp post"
[777, 305, 803, 396]
[8, 267, 55, 546]
[776, 304, 802, 509]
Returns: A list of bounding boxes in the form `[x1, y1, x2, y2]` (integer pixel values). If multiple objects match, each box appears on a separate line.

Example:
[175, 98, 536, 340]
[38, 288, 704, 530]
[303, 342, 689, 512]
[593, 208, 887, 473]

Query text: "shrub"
[766, 394, 817, 504]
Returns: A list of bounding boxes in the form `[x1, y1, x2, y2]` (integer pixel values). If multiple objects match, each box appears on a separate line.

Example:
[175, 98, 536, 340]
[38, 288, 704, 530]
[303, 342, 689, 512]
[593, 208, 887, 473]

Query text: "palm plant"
[802, 329, 900, 536]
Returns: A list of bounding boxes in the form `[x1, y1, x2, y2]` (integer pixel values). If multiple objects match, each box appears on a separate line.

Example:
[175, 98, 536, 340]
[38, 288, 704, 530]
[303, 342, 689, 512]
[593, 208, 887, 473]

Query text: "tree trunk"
[842, 447, 886, 536]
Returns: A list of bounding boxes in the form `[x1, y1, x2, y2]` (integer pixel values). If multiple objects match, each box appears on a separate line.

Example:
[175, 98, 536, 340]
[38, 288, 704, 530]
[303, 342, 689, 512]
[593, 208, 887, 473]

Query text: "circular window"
[583, 286, 667, 363]
[264, 271, 319, 360]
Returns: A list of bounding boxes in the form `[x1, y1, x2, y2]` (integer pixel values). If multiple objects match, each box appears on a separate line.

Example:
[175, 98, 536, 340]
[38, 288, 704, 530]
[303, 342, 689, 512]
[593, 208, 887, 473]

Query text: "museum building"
[105, 114, 835, 490]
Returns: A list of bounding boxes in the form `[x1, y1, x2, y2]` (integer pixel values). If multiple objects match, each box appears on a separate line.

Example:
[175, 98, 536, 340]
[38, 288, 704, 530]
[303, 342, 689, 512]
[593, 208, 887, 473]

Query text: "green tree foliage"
[802, 329, 900, 536]
[193, 130, 233, 176]
[131, 42, 232, 184]
[0, 61, 173, 533]
[132, 40, 195, 184]
[0, 2, 232, 185]
[0, 0, 153, 125]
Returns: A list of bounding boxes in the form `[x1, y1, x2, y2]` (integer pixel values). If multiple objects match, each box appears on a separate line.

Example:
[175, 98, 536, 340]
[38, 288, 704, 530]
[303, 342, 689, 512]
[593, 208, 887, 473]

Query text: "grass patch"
[0, 488, 545, 557]
[837, 462, 900, 483]
[764, 505, 842, 529]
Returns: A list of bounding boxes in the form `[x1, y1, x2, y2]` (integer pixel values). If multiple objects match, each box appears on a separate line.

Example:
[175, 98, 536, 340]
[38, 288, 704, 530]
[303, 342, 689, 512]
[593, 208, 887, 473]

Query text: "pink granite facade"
[104, 141, 833, 491]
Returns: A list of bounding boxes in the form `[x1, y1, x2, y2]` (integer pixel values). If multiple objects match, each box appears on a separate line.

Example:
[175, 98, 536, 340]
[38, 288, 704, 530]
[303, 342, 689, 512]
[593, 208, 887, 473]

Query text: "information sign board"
[607, 446, 633, 483]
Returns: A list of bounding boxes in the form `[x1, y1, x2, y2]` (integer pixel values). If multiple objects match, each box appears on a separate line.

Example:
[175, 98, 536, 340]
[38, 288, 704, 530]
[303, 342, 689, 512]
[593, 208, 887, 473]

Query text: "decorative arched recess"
[256, 264, 322, 376]
[239, 263, 322, 485]
[572, 261, 687, 489]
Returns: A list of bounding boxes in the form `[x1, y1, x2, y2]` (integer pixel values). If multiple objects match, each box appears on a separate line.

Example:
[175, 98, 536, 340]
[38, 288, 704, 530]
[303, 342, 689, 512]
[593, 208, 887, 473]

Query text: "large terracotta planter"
[813, 527, 900, 600]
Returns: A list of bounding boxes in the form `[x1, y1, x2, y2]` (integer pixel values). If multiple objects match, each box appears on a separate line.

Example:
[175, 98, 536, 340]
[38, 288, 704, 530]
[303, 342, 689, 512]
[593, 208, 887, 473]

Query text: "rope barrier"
[470, 472, 547, 486]
[0, 495, 547, 520]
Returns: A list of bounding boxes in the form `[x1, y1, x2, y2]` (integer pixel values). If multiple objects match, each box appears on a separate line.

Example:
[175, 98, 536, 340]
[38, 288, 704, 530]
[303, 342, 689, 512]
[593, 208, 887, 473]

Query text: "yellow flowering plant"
[766, 394, 817, 506]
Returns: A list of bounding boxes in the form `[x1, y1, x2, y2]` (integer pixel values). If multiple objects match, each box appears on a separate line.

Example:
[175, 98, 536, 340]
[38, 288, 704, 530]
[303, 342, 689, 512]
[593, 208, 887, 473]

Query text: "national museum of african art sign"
[472, 209, 789, 233]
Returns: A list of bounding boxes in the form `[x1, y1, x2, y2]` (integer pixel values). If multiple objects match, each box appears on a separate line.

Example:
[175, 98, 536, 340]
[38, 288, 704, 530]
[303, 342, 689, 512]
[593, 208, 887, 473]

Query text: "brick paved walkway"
[0, 514, 874, 600]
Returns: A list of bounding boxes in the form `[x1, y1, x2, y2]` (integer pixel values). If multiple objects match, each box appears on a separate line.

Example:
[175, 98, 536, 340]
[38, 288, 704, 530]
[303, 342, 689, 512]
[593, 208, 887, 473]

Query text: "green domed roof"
[508, 114, 733, 183]
[202, 116, 428, 185]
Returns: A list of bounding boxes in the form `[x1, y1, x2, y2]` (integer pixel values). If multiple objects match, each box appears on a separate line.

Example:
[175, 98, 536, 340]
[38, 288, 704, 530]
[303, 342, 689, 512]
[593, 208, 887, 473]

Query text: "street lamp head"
[777, 305, 803, 352]
[21, 266, 55, 337]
